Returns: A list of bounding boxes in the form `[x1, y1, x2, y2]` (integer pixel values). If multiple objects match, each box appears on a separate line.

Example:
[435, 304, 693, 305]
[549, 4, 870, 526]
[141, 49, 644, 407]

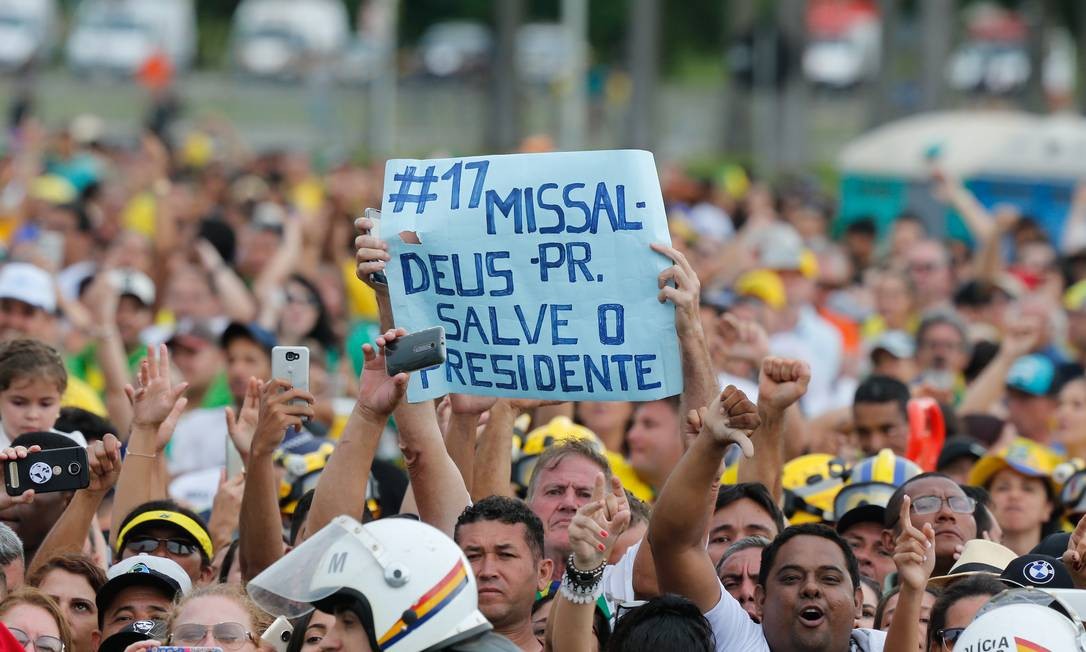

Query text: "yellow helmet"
[781, 454, 849, 524]
[513, 417, 655, 503]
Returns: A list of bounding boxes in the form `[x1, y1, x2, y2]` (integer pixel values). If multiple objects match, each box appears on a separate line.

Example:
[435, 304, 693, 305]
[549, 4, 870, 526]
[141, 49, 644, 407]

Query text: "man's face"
[317, 608, 374, 652]
[626, 401, 683, 488]
[885, 477, 976, 571]
[852, 401, 908, 456]
[707, 498, 780, 566]
[38, 568, 100, 652]
[225, 338, 270, 402]
[1006, 390, 1057, 442]
[457, 520, 550, 630]
[718, 546, 762, 623]
[526, 456, 601, 559]
[170, 343, 224, 393]
[119, 525, 207, 584]
[841, 521, 894, 586]
[756, 535, 861, 652]
[906, 244, 951, 303]
[916, 323, 967, 374]
[115, 296, 153, 349]
[0, 299, 54, 342]
[1, 556, 22, 591]
[100, 585, 172, 639]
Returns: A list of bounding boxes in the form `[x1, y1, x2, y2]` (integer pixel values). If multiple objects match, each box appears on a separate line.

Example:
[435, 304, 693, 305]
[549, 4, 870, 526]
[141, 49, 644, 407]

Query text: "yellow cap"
[968, 437, 1065, 490]
[735, 269, 786, 310]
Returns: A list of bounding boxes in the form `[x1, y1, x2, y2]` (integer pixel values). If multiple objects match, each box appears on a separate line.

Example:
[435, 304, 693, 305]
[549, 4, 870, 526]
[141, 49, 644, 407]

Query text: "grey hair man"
[715, 535, 771, 623]
[0, 523, 25, 593]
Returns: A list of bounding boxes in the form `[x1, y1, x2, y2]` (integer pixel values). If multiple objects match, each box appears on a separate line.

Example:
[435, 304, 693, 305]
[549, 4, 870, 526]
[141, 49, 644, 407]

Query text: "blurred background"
[0, 0, 1085, 180]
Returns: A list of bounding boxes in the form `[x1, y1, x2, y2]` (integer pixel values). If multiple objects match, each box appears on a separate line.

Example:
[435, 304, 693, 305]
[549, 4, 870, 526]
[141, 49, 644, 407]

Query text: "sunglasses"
[8, 627, 63, 652]
[939, 627, 964, 649]
[171, 622, 253, 650]
[125, 536, 198, 556]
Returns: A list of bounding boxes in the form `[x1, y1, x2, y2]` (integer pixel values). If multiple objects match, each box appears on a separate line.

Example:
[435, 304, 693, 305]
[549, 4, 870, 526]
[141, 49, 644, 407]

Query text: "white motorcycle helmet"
[953, 587, 1086, 651]
[248, 515, 513, 651]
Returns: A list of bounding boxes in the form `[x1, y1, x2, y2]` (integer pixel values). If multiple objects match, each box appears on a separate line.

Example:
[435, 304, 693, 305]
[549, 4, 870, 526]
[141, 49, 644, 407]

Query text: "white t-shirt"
[600, 539, 641, 605]
[166, 407, 228, 476]
[702, 581, 885, 652]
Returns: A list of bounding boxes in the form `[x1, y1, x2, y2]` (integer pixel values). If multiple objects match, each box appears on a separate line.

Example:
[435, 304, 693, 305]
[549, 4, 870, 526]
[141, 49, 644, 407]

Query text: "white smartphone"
[260, 615, 294, 652]
[37, 230, 65, 269]
[271, 346, 310, 409]
[363, 207, 387, 286]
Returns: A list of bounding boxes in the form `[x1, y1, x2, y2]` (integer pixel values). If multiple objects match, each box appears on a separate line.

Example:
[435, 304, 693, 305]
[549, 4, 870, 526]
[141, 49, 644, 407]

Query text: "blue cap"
[1006, 354, 1056, 396]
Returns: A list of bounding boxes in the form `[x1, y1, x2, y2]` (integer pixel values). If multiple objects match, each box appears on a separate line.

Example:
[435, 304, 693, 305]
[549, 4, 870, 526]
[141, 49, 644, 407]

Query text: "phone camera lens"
[67, 462, 81, 475]
[286, 352, 300, 361]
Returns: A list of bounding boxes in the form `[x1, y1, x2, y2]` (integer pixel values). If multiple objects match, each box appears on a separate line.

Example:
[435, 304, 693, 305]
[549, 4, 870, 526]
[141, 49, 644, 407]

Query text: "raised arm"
[300, 331, 408, 541]
[239, 378, 315, 580]
[110, 345, 188, 548]
[446, 394, 499, 496]
[1063, 182, 1086, 254]
[885, 496, 936, 652]
[548, 474, 630, 652]
[738, 357, 810, 501]
[647, 386, 760, 611]
[195, 239, 257, 323]
[470, 400, 516, 501]
[354, 214, 471, 535]
[931, 169, 1000, 281]
[651, 243, 717, 435]
[959, 315, 1040, 415]
[30, 435, 121, 572]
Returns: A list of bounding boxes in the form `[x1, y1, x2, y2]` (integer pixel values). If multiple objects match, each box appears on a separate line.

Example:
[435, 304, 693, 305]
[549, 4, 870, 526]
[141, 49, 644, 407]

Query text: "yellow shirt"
[62, 375, 108, 417]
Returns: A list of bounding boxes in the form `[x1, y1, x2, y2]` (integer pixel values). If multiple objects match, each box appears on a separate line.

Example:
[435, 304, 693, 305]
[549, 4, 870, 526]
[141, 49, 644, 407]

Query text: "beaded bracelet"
[559, 554, 606, 604]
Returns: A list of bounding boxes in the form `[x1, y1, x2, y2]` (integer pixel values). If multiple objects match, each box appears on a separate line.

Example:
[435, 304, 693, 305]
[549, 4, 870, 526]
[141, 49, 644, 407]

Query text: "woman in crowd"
[925, 575, 1005, 652]
[969, 438, 1061, 555]
[286, 610, 336, 652]
[125, 584, 273, 652]
[0, 588, 75, 652]
[27, 554, 105, 652]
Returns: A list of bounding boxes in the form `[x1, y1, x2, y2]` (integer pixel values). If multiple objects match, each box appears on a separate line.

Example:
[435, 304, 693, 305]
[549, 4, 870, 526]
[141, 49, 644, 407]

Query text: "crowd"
[1, 103, 1086, 652]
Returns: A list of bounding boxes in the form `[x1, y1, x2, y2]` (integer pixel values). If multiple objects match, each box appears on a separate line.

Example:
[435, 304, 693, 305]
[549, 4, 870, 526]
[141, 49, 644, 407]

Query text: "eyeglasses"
[171, 622, 253, 650]
[8, 628, 64, 652]
[125, 536, 198, 556]
[911, 495, 976, 516]
[939, 627, 965, 649]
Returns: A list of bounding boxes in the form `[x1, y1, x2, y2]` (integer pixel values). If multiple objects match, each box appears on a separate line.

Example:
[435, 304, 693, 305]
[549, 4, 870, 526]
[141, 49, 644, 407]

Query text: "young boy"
[0, 339, 86, 447]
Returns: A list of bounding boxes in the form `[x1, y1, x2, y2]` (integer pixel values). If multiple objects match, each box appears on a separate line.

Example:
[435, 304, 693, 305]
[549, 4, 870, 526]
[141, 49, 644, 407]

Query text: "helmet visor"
[248, 517, 372, 618]
[832, 483, 896, 520]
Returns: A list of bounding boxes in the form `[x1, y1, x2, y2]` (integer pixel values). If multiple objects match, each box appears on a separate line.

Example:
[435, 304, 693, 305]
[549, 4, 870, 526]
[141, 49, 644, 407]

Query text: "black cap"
[1031, 532, 1071, 558]
[999, 554, 1075, 590]
[936, 435, 987, 471]
[220, 321, 277, 353]
[98, 620, 166, 652]
[835, 505, 886, 535]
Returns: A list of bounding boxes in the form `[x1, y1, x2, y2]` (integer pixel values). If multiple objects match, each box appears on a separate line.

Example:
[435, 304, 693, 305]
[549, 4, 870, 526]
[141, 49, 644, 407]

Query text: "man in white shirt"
[648, 385, 885, 652]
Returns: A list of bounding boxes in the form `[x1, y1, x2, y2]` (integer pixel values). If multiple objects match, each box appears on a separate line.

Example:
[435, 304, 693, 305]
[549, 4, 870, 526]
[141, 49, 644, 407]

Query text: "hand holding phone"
[358, 207, 387, 287]
[271, 346, 310, 411]
[4, 445, 90, 497]
[384, 326, 446, 376]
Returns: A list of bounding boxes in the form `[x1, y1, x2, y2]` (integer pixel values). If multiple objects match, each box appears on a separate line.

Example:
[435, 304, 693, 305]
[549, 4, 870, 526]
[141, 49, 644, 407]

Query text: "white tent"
[838, 110, 1086, 180]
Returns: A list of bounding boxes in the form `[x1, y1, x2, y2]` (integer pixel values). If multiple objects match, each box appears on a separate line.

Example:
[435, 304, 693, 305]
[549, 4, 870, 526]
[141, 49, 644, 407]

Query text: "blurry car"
[417, 21, 491, 78]
[335, 36, 380, 85]
[0, 0, 56, 71]
[516, 22, 576, 84]
[230, 0, 350, 81]
[66, 0, 195, 76]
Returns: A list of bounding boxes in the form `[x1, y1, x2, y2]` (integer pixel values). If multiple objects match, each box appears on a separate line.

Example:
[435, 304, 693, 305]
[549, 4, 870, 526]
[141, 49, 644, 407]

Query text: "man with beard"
[455, 496, 553, 652]
[649, 385, 886, 651]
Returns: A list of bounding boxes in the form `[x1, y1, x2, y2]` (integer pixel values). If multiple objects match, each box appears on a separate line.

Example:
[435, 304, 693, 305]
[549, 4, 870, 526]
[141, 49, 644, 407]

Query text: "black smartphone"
[5, 446, 90, 496]
[385, 326, 446, 376]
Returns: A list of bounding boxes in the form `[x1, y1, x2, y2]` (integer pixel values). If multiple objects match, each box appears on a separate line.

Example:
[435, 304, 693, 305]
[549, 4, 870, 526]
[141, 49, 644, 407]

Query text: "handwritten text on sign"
[381, 150, 682, 402]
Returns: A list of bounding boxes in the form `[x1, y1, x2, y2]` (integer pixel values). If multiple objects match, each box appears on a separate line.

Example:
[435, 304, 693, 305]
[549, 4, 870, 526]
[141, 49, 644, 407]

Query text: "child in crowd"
[0, 339, 86, 447]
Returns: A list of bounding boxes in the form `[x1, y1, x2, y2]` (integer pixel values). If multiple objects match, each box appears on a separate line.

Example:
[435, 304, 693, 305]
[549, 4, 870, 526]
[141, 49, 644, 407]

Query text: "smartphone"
[260, 616, 294, 652]
[37, 230, 65, 269]
[5, 446, 90, 496]
[362, 207, 387, 286]
[150, 648, 224, 652]
[385, 326, 446, 376]
[271, 346, 310, 410]
[225, 437, 244, 477]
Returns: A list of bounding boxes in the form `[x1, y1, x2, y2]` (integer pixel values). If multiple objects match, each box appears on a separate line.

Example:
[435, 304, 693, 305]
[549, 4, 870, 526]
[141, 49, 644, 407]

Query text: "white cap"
[108, 268, 156, 306]
[106, 554, 192, 592]
[0, 263, 55, 313]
